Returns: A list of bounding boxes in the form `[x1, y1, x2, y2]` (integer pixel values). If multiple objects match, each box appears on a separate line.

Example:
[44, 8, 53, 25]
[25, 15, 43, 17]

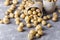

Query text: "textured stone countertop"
[0, 0, 60, 40]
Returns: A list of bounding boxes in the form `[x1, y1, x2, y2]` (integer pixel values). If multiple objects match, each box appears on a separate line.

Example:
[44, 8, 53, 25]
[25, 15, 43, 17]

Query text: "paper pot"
[43, 0, 56, 13]
[56, 0, 60, 9]
[26, 2, 43, 17]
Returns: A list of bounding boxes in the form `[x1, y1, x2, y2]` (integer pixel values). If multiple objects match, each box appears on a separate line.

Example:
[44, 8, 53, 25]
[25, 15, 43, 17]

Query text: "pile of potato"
[0, 0, 60, 40]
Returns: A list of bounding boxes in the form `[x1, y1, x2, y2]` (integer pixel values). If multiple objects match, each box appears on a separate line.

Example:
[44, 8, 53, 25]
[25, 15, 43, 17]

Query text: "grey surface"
[0, 0, 60, 40]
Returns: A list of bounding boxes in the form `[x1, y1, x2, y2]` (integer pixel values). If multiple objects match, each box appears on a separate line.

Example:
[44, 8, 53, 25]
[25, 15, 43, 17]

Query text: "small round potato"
[28, 3, 33, 7]
[29, 30, 36, 35]
[9, 13, 14, 18]
[36, 9, 40, 13]
[43, 16, 48, 20]
[53, 15, 58, 19]
[13, 0, 18, 4]
[23, 0, 28, 2]
[33, 11, 37, 15]
[31, 7, 36, 11]
[17, 26, 23, 32]
[23, 10, 28, 15]
[19, 22, 24, 27]
[33, 21, 38, 26]
[29, 15, 33, 19]
[18, 4, 25, 10]
[47, 23, 51, 28]
[20, 14, 25, 19]
[15, 21, 20, 25]
[7, 9, 13, 13]
[0, 19, 3, 24]
[28, 33, 34, 40]
[35, 25, 42, 31]
[28, 10, 32, 15]
[10, 4, 16, 10]
[15, 17, 20, 21]
[14, 10, 20, 15]
[38, 18, 43, 23]
[31, 19, 34, 23]
[54, 0, 57, 2]
[25, 20, 30, 23]
[52, 17, 57, 22]
[3, 18, 10, 24]
[22, 1, 26, 5]
[25, 16, 30, 21]
[47, 15, 51, 19]
[37, 13, 42, 17]
[38, 30, 43, 36]
[4, 1, 10, 6]
[53, 12, 57, 16]
[26, 23, 31, 28]
[41, 20, 47, 26]
[5, 15, 9, 19]
[18, 6, 25, 10]
[14, 15, 19, 18]
[36, 33, 40, 38]
[47, 0, 51, 2]
[5, 11, 9, 15]
[58, 9, 60, 13]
